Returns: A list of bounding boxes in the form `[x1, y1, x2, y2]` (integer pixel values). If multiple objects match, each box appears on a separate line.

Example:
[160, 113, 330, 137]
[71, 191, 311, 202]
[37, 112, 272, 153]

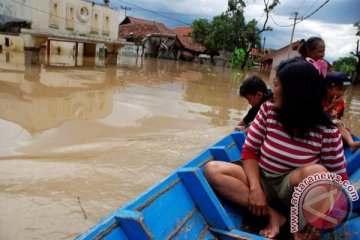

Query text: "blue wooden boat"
[76, 131, 360, 240]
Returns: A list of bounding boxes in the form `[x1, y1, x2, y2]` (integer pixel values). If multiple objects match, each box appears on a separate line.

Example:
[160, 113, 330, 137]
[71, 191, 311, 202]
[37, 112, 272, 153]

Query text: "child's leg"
[337, 123, 360, 152]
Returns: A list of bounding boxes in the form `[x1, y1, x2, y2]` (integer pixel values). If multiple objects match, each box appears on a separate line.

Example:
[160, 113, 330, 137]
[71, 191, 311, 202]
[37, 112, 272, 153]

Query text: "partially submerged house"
[171, 27, 205, 61]
[119, 16, 180, 59]
[118, 17, 205, 60]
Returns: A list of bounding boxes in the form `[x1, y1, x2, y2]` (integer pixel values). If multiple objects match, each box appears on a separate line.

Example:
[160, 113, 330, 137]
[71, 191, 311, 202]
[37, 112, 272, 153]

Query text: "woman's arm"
[243, 158, 268, 216]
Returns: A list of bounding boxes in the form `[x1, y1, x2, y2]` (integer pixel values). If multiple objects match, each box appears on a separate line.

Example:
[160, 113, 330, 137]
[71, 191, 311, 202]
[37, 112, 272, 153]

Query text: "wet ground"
[0, 52, 359, 239]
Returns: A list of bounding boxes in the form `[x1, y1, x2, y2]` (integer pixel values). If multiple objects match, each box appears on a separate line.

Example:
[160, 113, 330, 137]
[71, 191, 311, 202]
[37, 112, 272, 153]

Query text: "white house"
[259, 40, 301, 80]
[0, 0, 125, 64]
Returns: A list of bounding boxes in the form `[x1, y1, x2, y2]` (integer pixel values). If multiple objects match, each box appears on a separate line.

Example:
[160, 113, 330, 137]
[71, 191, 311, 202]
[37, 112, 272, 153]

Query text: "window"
[77, 6, 89, 23]
[49, 1, 59, 28]
[90, 11, 99, 33]
[102, 16, 110, 36]
[66, 3, 75, 30]
[5, 37, 10, 47]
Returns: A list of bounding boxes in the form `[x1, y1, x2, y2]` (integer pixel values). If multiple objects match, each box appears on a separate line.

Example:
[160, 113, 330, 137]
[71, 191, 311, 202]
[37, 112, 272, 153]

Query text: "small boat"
[76, 131, 360, 240]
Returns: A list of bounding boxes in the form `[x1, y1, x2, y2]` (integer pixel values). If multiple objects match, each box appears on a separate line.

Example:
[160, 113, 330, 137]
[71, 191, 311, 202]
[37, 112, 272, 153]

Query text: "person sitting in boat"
[235, 76, 273, 132]
[324, 71, 360, 152]
[298, 37, 330, 77]
[204, 57, 347, 240]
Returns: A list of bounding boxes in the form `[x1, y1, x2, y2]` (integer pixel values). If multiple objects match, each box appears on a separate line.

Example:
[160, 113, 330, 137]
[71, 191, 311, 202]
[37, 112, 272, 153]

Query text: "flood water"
[0, 52, 360, 239]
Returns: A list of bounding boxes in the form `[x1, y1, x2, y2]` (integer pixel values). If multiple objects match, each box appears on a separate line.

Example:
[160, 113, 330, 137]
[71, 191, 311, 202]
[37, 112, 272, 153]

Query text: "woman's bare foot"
[349, 141, 360, 153]
[259, 208, 286, 239]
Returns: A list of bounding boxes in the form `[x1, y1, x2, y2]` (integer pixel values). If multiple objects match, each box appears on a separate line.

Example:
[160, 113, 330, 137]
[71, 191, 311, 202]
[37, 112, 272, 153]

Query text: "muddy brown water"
[0, 52, 359, 239]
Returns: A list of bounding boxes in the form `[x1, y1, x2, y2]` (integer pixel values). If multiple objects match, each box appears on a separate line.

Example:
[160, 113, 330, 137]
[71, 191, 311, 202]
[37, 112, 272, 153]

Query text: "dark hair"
[239, 76, 268, 96]
[298, 37, 324, 58]
[275, 57, 331, 138]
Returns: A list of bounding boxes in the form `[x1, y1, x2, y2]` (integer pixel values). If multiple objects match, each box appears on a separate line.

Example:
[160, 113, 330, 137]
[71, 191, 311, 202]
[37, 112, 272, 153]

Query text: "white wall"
[0, 0, 119, 41]
[0, 34, 24, 51]
[269, 48, 300, 81]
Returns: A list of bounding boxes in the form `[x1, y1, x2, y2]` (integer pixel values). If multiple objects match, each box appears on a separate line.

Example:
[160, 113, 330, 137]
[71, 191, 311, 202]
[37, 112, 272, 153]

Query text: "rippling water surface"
[0, 52, 359, 239]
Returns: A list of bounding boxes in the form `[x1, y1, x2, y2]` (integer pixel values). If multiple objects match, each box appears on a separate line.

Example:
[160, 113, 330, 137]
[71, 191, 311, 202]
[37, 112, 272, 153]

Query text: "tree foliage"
[191, 0, 279, 69]
[333, 57, 357, 76]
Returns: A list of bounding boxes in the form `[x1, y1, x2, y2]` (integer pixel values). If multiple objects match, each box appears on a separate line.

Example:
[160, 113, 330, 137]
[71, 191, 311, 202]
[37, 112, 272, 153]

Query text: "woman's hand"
[248, 187, 268, 216]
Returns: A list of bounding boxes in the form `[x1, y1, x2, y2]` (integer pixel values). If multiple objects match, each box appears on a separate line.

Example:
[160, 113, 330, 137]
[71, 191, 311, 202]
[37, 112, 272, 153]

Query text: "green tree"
[192, 0, 279, 69]
[333, 56, 357, 76]
[191, 18, 212, 47]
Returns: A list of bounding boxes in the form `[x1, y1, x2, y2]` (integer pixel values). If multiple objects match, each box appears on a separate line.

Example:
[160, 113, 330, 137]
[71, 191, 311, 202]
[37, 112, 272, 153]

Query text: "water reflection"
[0, 54, 127, 133]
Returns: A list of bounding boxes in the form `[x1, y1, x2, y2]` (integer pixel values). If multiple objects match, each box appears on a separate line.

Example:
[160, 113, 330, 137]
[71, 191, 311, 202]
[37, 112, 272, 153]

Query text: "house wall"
[269, 48, 300, 81]
[0, 34, 24, 51]
[0, 0, 119, 41]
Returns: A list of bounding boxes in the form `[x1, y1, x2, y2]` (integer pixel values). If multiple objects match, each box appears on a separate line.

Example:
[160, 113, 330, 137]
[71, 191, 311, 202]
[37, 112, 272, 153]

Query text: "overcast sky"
[103, 0, 359, 62]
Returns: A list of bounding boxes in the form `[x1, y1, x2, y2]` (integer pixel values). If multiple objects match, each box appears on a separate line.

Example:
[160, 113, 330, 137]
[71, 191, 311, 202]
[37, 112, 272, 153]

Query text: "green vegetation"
[192, 0, 279, 69]
[333, 57, 357, 76]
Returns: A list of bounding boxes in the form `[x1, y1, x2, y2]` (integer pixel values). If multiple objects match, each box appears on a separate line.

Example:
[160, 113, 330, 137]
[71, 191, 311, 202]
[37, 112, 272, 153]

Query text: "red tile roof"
[119, 16, 205, 53]
[119, 22, 175, 39]
[120, 16, 156, 25]
[177, 35, 205, 52]
[172, 27, 192, 37]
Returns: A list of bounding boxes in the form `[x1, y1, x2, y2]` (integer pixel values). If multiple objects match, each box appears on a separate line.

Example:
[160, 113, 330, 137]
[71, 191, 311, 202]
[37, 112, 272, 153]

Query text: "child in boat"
[324, 71, 360, 152]
[235, 76, 272, 131]
[298, 37, 329, 77]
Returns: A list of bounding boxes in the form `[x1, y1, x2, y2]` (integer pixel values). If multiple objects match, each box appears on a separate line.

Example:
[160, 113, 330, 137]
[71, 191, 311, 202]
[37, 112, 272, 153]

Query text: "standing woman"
[204, 57, 347, 239]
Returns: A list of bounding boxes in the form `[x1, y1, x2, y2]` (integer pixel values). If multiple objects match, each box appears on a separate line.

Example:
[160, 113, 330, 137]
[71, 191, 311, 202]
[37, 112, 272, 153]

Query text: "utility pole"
[287, 12, 301, 59]
[262, 37, 266, 57]
[121, 6, 131, 17]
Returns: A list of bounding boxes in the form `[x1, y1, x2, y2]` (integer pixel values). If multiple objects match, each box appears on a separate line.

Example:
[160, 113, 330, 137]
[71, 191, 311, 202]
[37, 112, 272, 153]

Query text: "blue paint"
[76, 131, 360, 239]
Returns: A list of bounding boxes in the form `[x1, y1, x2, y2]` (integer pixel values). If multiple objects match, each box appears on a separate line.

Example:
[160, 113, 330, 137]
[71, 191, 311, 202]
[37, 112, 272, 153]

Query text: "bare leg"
[290, 164, 328, 240]
[204, 161, 286, 238]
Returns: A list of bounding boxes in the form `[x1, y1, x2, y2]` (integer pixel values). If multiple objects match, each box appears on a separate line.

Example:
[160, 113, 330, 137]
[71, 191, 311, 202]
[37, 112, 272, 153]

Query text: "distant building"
[0, 0, 125, 64]
[171, 27, 205, 61]
[259, 40, 301, 79]
[118, 16, 205, 60]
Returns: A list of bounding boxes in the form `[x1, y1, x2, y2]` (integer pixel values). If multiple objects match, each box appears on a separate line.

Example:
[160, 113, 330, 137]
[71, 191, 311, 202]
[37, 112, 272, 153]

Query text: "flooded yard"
[0, 52, 360, 239]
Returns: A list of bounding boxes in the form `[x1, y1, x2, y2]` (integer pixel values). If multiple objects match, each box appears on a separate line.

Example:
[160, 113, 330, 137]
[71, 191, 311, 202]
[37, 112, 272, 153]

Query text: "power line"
[115, 0, 192, 26]
[301, 0, 320, 17]
[301, 0, 329, 21]
[120, 6, 131, 17]
[269, 0, 330, 28]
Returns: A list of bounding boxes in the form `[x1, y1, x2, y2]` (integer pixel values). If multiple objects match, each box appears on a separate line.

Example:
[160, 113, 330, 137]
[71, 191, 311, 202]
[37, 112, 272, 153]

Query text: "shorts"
[232, 160, 295, 207]
[259, 169, 296, 207]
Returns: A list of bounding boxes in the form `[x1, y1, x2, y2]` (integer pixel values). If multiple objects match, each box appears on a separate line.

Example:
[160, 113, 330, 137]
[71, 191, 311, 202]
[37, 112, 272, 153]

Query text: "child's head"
[239, 76, 268, 107]
[325, 71, 351, 98]
[298, 37, 325, 61]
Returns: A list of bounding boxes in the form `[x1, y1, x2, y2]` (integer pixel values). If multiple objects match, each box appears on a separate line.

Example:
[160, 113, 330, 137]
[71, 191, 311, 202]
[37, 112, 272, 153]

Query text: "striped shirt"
[241, 101, 348, 180]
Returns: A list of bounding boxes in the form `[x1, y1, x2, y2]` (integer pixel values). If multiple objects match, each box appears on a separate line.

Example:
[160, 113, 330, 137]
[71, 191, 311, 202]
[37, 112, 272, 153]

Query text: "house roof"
[120, 16, 156, 25]
[171, 27, 205, 52]
[119, 17, 205, 53]
[172, 27, 192, 37]
[259, 40, 301, 63]
[119, 21, 175, 40]
[177, 35, 205, 52]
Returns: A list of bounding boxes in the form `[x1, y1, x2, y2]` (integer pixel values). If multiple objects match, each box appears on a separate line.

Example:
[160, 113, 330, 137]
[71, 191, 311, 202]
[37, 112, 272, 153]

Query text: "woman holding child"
[204, 57, 347, 239]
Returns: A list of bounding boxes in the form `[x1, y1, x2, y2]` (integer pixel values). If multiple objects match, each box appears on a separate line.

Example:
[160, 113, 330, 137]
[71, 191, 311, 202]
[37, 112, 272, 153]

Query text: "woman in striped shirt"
[204, 57, 347, 239]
